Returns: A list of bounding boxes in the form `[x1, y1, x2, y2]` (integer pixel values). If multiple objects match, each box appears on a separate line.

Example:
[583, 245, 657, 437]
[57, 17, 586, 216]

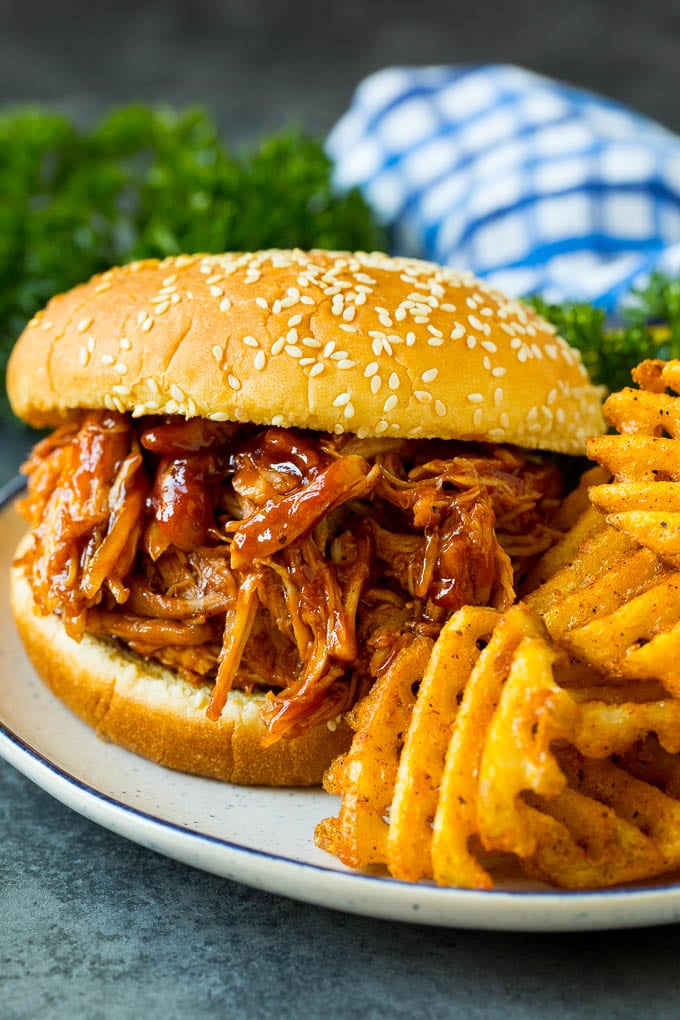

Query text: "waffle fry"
[387, 607, 500, 885]
[587, 358, 680, 566]
[314, 637, 433, 870]
[315, 359, 680, 890]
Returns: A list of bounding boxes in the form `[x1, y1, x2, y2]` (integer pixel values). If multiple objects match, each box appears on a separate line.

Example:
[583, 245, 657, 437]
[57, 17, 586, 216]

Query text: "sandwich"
[6, 249, 604, 786]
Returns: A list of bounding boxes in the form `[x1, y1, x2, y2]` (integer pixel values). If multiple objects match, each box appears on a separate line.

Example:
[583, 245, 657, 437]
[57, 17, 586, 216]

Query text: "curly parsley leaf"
[0, 104, 386, 422]
[528, 272, 680, 394]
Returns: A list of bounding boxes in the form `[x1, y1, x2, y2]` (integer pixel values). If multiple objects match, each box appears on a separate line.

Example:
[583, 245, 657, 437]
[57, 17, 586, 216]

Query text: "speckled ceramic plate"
[3, 481, 680, 932]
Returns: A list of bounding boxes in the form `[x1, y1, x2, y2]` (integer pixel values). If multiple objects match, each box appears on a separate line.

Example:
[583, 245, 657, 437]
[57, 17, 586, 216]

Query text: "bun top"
[7, 249, 604, 452]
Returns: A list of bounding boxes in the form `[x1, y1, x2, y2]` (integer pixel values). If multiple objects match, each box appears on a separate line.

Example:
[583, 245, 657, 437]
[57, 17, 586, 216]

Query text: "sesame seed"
[220, 298, 232, 312]
[162, 274, 177, 286]
[285, 345, 302, 358]
[112, 384, 130, 396]
[428, 325, 443, 338]
[494, 387, 504, 406]
[271, 337, 286, 356]
[209, 412, 230, 422]
[255, 297, 268, 310]
[272, 414, 285, 427]
[370, 376, 382, 394]
[388, 372, 400, 390]
[79, 348, 89, 366]
[421, 368, 438, 383]
[309, 363, 324, 378]
[406, 332, 416, 347]
[441, 303, 457, 313]
[428, 337, 444, 347]
[473, 408, 483, 428]
[137, 311, 147, 325]
[113, 362, 128, 375]
[338, 359, 357, 370]
[344, 403, 355, 419]
[87, 337, 96, 353]
[481, 341, 497, 353]
[434, 400, 447, 417]
[413, 316, 429, 324]
[450, 323, 465, 340]
[210, 285, 224, 297]
[414, 390, 432, 403]
[212, 345, 222, 361]
[330, 350, 349, 361]
[375, 420, 388, 435]
[500, 412, 510, 428]
[288, 314, 302, 327]
[170, 385, 185, 402]
[323, 341, 336, 358]
[483, 356, 491, 371]
[141, 318, 154, 333]
[300, 295, 315, 305]
[77, 317, 93, 333]
[243, 335, 259, 348]
[272, 300, 282, 315]
[101, 354, 115, 366]
[343, 306, 356, 322]
[228, 375, 241, 390]
[383, 395, 398, 413]
[333, 392, 351, 407]
[339, 323, 358, 333]
[254, 351, 266, 371]
[300, 357, 316, 367]
[364, 362, 379, 378]
[466, 336, 477, 349]
[467, 393, 484, 403]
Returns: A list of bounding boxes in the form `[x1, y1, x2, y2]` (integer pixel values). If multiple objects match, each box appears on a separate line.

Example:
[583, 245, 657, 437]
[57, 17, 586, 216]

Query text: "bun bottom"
[10, 552, 352, 786]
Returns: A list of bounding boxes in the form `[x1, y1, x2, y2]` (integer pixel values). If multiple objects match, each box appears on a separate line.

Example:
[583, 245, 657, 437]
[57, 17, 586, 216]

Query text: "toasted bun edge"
[7, 249, 605, 454]
[10, 550, 351, 787]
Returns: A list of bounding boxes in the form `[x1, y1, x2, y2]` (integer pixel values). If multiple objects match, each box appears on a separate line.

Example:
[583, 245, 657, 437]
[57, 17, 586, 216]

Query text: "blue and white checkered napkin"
[327, 65, 680, 310]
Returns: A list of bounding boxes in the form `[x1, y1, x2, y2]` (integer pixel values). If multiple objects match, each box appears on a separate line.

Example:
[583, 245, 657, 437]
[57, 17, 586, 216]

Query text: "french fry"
[314, 637, 433, 870]
[387, 607, 499, 882]
[431, 604, 546, 889]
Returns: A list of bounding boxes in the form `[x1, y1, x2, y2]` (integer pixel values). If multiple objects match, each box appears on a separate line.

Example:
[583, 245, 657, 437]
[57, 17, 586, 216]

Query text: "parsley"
[528, 273, 680, 394]
[0, 104, 386, 422]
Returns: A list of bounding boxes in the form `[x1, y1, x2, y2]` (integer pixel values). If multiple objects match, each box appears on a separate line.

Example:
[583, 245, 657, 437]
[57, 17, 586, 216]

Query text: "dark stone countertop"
[3, 2, 680, 1016]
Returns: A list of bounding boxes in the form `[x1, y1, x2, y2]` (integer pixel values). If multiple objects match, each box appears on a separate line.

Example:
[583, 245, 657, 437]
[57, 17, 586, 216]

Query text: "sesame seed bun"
[10, 548, 351, 786]
[7, 249, 604, 453]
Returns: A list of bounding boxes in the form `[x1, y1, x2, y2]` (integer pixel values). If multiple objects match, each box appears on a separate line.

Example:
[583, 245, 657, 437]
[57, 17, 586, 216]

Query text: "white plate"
[3, 481, 680, 932]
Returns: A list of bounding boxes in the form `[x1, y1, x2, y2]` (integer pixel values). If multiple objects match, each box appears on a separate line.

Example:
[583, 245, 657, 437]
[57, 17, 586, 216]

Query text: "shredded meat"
[17, 412, 564, 742]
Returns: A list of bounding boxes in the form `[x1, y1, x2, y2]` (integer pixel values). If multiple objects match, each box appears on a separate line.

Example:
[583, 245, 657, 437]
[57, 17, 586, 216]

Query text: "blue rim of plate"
[3, 473, 680, 930]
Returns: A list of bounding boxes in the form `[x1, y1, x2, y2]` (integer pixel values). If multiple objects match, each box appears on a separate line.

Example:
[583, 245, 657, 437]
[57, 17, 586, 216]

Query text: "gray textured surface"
[3, 1, 680, 1016]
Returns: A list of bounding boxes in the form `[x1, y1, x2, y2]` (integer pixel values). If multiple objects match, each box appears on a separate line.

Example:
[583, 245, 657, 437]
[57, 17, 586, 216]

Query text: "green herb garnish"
[0, 104, 386, 421]
[528, 272, 680, 393]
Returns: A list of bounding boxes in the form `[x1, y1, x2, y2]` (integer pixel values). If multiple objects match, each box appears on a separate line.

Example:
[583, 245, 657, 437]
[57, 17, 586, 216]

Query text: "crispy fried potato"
[431, 604, 546, 889]
[314, 638, 433, 870]
[387, 607, 499, 883]
[316, 359, 680, 892]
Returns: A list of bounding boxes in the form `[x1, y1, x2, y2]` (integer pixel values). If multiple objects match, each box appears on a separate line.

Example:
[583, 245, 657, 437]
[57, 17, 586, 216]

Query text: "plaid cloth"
[327, 65, 680, 310]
